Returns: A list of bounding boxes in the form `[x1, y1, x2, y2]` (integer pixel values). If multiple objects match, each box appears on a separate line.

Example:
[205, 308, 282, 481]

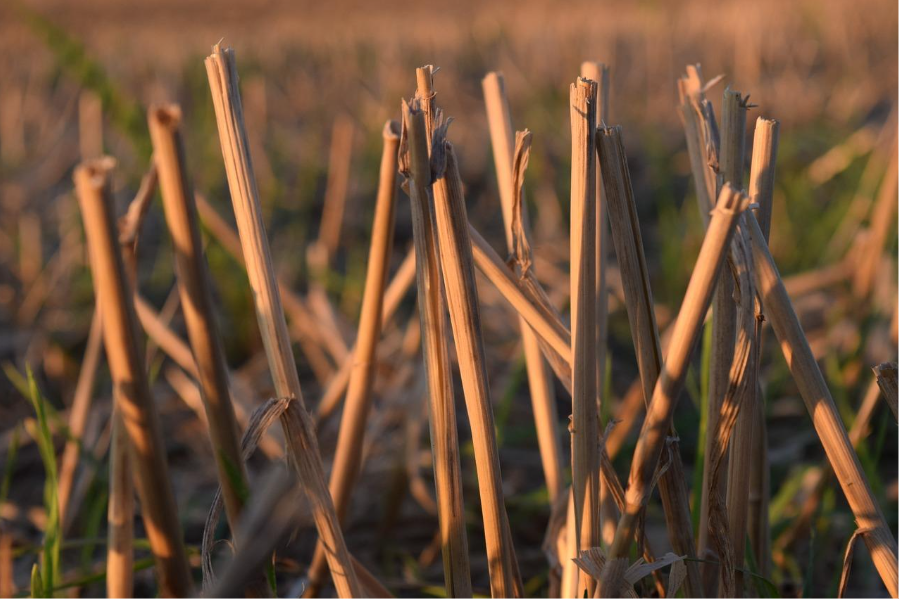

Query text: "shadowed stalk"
[149, 104, 250, 542]
[401, 100, 472, 597]
[596, 124, 703, 597]
[306, 120, 401, 595]
[745, 212, 899, 597]
[205, 43, 361, 598]
[600, 185, 748, 596]
[720, 87, 754, 595]
[482, 71, 564, 506]
[106, 406, 133, 598]
[74, 158, 193, 597]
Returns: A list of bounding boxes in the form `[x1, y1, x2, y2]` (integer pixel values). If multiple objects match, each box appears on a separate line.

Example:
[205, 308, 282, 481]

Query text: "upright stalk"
[569, 77, 599, 595]
[306, 121, 401, 594]
[205, 44, 361, 598]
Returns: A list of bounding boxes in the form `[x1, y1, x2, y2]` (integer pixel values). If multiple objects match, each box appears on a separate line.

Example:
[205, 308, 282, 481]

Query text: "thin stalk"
[75, 158, 193, 597]
[596, 124, 703, 597]
[149, 105, 249, 537]
[205, 44, 361, 598]
[746, 212, 899, 597]
[602, 186, 748, 595]
[401, 100, 472, 597]
[306, 121, 401, 594]
[482, 71, 564, 505]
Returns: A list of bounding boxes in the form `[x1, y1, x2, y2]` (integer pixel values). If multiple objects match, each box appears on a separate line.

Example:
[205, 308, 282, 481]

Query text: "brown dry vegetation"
[0, 0, 897, 598]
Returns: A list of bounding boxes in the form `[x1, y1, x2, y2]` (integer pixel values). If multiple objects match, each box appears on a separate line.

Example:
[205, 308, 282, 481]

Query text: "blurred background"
[0, 0, 897, 597]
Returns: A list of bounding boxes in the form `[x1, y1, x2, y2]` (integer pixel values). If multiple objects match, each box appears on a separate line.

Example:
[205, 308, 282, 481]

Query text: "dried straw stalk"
[746, 116, 779, 578]
[306, 121, 401, 594]
[106, 406, 134, 598]
[569, 78, 599, 596]
[745, 213, 899, 597]
[401, 100, 472, 597]
[205, 44, 361, 598]
[596, 125, 702, 596]
[149, 105, 249, 536]
[75, 158, 193, 597]
[483, 71, 564, 505]
[602, 185, 748, 593]
[431, 134, 523, 597]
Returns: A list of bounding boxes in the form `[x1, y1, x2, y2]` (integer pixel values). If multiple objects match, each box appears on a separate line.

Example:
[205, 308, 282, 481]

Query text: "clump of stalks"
[596, 124, 703, 597]
[600, 184, 750, 596]
[36, 43, 898, 600]
[400, 96, 472, 597]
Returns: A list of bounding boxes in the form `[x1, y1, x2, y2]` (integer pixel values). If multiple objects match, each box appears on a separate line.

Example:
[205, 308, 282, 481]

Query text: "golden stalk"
[205, 44, 361, 598]
[401, 99, 472, 597]
[306, 121, 401, 594]
[596, 124, 703, 596]
[75, 158, 194, 597]
[482, 71, 564, 505]
[603, 185, 748, 589]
